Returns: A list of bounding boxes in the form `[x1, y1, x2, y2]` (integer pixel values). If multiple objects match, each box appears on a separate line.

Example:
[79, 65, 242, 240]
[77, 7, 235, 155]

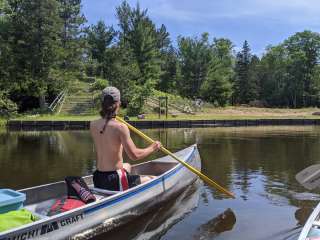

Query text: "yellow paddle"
[116, 116, 235, 199]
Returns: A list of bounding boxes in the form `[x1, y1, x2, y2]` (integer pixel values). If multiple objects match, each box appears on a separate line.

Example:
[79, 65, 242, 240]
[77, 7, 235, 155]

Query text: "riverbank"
[3, 107, 320, 131]
[7, 118, 320, 131]
[11, 106, 320, 121]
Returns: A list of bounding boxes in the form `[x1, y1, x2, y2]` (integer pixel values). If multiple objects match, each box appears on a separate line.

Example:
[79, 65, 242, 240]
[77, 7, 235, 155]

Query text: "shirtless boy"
[90, 86, 161, 191]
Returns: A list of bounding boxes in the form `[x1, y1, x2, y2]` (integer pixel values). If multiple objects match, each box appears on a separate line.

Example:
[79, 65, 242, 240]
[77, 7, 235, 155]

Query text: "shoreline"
[6, 118, 320, 131]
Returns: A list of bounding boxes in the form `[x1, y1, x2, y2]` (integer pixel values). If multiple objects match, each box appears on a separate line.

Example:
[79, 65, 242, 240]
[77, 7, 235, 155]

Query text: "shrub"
[90, 78, 108, 92]
[126, 84, 148, 116]
[0, 92, 18, 116]
[249, 100, 267, 108]
[127, 95, 144, 116]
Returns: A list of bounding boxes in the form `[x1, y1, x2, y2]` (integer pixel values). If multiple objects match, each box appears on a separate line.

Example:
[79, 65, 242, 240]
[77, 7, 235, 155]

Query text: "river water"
[1, 126, 320, 240]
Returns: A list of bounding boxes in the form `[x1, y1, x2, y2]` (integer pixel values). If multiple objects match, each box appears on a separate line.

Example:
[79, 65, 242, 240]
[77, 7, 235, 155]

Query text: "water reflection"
[0, 131, 96, 188]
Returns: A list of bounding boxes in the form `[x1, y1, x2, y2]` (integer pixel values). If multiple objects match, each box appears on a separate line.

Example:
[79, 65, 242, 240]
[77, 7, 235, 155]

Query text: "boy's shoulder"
[90, 118, 127, 131]
[112, 120, 127, 131]
[90, 119, 102, 128]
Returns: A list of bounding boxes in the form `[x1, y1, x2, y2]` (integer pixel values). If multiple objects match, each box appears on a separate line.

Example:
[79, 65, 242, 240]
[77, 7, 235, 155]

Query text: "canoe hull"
[0, 145, 200, 240]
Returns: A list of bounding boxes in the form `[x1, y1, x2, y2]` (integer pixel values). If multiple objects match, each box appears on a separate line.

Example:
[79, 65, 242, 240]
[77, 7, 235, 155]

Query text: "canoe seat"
[89, 187, 120, 196]
[25, 198, 62, 217]
[131, 161, 177, 176]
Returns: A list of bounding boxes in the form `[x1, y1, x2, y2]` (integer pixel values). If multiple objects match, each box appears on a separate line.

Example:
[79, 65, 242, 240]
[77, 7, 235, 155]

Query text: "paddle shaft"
[116, 116, 235, 198]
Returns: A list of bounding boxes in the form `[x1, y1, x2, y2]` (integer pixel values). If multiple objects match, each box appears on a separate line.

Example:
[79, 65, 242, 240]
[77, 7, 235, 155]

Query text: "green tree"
[0, 0, 17, 116]
[259, 31, 320, 108]
[0, 0, 11, 90]
[158, 45, 180, 93]
[177, 33, 212, 98]
[125, 3, 161, 86]
[0, 91, 17, 116]
[106, 45, 143, 115]
[248, 55, 260, 101]
[58, 0, 86, 75]
[156, 24, 170, 51]
[115, 1, 163, 114]
[200, 38, 234, 106]
[86, 20, 115, 77]
[285, 50, 306, 107]
[156, 25, 177, 93]
[259, 45, 288, 106]
[6, 0, 62, 109]
[309, 65, 320, 106]
[283, 30, 320, 107]
[234, 40, 258, 104]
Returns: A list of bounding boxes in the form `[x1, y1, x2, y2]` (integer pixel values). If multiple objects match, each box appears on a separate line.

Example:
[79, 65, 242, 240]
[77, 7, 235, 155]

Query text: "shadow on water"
[193, 208, 236, 239]
[93, 180, 202, 240]
[295, 206, 314, 227]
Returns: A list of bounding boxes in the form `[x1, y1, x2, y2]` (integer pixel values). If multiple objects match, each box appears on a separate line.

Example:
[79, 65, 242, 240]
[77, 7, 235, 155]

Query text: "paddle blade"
[296, 164, 320, 190]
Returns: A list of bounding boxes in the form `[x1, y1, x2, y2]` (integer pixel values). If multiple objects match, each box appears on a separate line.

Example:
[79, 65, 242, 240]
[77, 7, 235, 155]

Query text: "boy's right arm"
[118, 123, 161, 161]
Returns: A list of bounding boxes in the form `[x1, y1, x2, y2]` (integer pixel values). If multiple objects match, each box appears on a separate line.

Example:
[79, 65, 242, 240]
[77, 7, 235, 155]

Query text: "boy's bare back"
[90, 118, 126, 171]
[90, 86, 161, 189]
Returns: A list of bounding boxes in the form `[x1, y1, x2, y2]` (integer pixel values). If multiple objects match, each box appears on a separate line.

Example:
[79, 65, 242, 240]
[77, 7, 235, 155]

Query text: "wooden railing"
[148, 96, 196, 114]
[48, 90, 67, 113]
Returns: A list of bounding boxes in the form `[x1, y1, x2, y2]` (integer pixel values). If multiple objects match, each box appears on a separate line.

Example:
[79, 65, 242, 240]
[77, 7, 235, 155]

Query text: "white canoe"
[0, 145, 201, 240]
[298, 202, 320, 240]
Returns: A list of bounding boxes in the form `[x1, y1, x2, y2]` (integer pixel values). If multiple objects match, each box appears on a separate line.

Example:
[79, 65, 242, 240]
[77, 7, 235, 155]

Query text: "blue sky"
[82, 0, 320, 55]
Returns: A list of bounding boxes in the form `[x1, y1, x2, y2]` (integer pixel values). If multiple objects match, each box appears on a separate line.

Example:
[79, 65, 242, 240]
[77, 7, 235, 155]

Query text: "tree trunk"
[39, 95, 46, 111]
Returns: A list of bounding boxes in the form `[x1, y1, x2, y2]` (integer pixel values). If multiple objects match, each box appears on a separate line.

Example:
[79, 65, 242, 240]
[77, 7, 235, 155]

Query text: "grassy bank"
[0, 118, 7, 127]
[13, 114, 100, 121]
[10, 107, 320, 122]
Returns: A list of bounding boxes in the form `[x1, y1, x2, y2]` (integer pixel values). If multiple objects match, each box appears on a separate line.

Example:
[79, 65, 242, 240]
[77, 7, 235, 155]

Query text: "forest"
[1, 0, 320, 116]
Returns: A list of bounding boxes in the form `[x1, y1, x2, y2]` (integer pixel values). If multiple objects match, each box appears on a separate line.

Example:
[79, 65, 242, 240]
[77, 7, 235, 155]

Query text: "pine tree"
[234, 40, 258, 104]
[177, 33, 212, 98]
[58, 0, 86, 74]
[0, 0, 10, 90]
[156, 24, 170, 51]
[158, 45, 179, 93]
[7, 0, 62, 109]
[248, 55, 260, 100]
[115, 1, 162, 114]
[86, 20, 115, 77]
[200, 38, 234, 106]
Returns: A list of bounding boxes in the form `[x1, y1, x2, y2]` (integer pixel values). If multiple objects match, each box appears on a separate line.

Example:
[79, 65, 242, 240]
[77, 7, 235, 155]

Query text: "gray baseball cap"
[101, 86, 121, 102]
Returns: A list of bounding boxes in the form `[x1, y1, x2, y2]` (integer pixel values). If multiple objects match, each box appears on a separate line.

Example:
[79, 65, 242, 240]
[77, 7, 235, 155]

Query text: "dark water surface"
[1, 126, 320, 240]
